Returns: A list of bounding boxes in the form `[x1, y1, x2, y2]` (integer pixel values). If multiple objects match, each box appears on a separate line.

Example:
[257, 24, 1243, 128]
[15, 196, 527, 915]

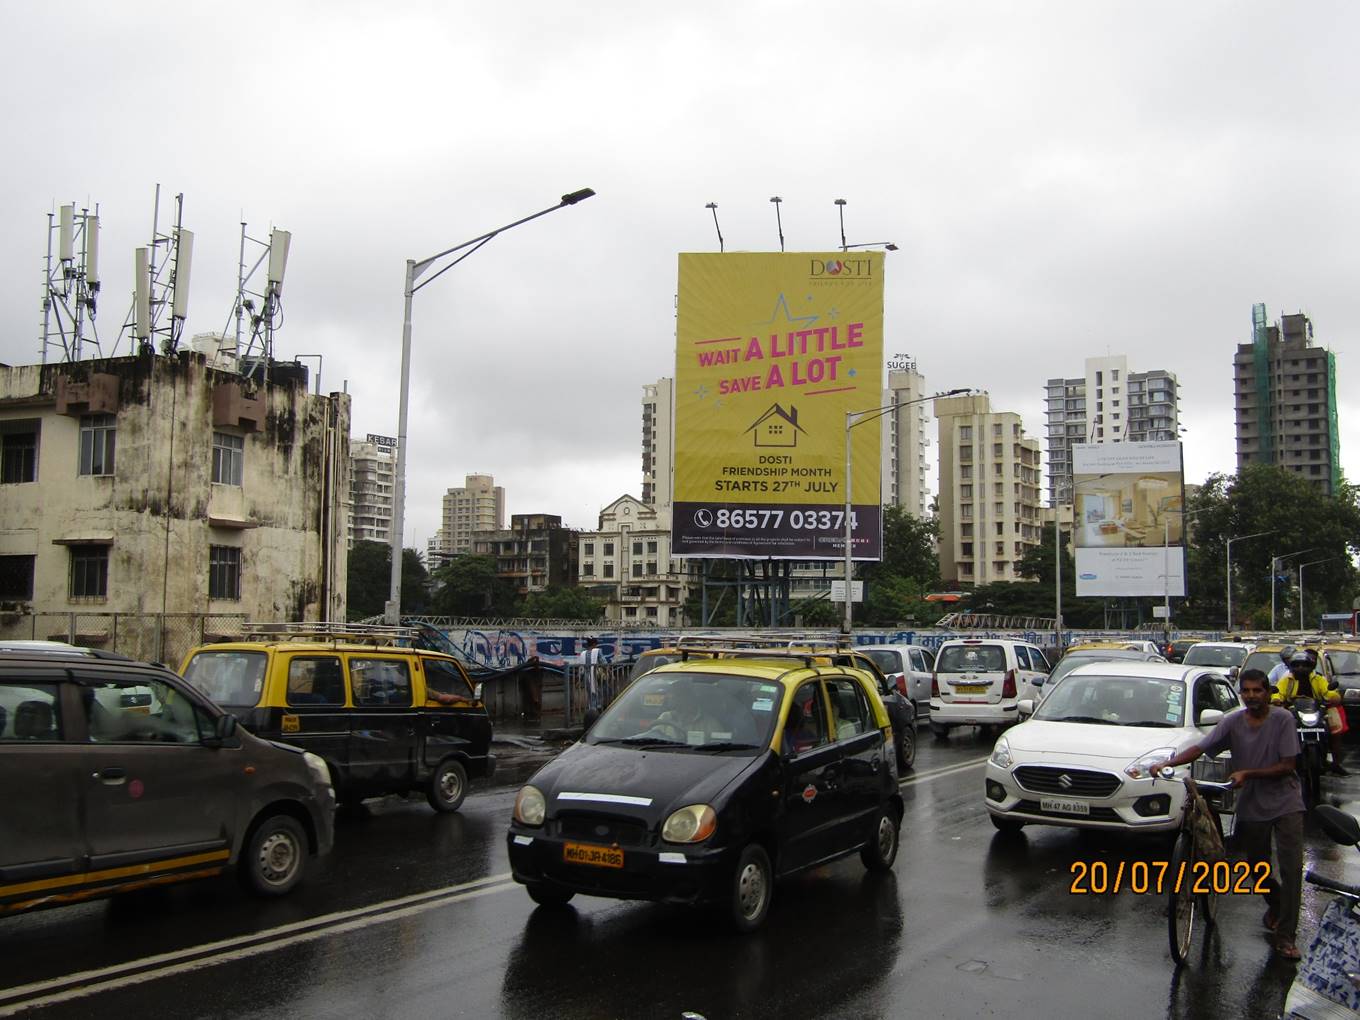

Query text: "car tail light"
[894, 674, 907, 695]
[1002, 669, 1016, 698]
[931, 673, 940, 698]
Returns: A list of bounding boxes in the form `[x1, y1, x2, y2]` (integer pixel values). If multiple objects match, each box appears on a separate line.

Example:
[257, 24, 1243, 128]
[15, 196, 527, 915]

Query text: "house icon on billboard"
[745, 403, 805, 448]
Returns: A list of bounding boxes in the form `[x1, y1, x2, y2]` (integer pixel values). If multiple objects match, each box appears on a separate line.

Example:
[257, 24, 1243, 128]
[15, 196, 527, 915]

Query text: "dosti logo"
[810, 257, 872, 278]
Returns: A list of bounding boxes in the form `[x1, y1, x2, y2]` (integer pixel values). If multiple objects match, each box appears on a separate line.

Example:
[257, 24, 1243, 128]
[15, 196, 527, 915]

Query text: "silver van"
[928, 638, 1050, 737]
[857, 644, 936, 710]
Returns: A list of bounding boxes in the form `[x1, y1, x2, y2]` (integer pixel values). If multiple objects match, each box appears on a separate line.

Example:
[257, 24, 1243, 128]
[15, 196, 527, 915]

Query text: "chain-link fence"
[0, 613, 248, 669]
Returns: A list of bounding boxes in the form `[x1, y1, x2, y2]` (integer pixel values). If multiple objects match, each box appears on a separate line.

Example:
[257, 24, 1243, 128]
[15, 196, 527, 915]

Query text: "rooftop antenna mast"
[116, 186, 194, 356]
[228, 222, 291, 386]
[39, 202, 102, 363]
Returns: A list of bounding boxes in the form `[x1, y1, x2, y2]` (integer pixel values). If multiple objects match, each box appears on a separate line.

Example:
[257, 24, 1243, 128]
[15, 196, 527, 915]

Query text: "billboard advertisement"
[1072, 441, 1185, 597]
[673, 252, 884, 559]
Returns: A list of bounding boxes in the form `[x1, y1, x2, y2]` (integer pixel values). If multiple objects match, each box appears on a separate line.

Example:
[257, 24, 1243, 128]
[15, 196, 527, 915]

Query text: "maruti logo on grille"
[1058, 774, 1074, 790]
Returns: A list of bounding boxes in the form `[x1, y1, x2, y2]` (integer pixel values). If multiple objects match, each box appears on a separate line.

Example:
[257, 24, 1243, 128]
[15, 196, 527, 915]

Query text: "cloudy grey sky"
[3, 1, 1356, 550]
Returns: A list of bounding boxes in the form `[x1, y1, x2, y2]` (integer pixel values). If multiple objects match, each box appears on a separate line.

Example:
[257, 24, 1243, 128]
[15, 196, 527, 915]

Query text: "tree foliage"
[346, 541, 428, 620]
[520, 586, 606, 621]
[428, 555, 518, 618]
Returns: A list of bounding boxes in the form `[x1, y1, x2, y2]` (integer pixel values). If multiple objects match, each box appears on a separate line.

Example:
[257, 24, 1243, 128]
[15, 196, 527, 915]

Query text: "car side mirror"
[1315, 803, 1360, 846]
[1017, 699, 1034, 718]
[1228, 667, 1240, 680]
[1198, 708, 1224, 727]
[204, 712, 237, 747]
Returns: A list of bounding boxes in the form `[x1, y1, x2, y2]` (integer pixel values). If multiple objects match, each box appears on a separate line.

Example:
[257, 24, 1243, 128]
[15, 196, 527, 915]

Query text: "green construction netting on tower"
[1252, 303, 1273, 463]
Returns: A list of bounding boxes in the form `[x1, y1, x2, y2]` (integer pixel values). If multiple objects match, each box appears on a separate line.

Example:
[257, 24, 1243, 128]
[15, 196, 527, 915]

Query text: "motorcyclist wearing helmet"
[1273, 649, 1347, 776]
[1268, 646, 1295, 686]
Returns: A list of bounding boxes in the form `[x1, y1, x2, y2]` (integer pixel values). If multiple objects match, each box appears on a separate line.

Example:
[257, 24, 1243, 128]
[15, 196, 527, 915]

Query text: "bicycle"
[1153, 769, 1237, 966]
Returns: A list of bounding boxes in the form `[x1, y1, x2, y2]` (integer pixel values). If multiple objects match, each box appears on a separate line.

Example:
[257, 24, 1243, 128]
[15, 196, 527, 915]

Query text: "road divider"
[0, 872, 518, 1017]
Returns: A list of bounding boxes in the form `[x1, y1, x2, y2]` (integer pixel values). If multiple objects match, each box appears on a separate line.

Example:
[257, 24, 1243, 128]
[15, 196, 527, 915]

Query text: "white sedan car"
[984, 662, 1242, 834]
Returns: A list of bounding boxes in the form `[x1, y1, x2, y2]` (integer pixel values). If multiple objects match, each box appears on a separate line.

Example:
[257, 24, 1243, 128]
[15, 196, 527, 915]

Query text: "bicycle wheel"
[1167, 830, 1197, 965]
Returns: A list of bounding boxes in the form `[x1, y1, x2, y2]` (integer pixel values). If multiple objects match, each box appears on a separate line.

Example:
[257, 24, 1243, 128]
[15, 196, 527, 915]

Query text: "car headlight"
[1125, 748, 1176, 779]
[661, 804, 717, 844]
[989, 737, 1012, 769]
[514, 785, 546, 826]
[302, 751, 332, 789]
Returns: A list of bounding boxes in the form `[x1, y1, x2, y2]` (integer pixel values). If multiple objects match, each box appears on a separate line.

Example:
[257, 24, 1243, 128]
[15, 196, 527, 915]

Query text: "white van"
[929, 638, 1050, 737]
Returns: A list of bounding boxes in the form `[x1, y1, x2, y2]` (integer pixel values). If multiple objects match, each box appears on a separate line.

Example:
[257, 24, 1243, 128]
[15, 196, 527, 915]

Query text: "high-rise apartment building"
[348, 436, 396, 547]
[641, 378, 674, 509]
[440, 474, 505, 556]
[883, 364, 931, 516]
[1044, 356, 1179, 505]
[934, 393, 1042, 585]
[1234, 306, 1341, 494]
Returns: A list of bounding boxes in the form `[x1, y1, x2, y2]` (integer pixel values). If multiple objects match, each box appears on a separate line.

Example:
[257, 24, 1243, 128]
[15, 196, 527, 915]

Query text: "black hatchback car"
[507, 653, 905, 931]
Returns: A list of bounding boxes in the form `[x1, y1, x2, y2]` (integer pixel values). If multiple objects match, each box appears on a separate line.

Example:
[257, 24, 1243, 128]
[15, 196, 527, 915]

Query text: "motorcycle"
[1290, 696, 1327, 807]
[1283, 804, 1360, 1019]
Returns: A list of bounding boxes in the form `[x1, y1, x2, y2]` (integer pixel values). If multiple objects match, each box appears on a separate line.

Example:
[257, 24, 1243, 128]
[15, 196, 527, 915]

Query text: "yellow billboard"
[673, 252, 884, 559]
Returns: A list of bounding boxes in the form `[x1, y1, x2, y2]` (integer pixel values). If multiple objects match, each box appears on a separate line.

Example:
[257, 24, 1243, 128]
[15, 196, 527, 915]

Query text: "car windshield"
[1047, 650, 1147, 687]
[588, 671, 782, 752]
[1033, 674, 1186, 727]
[182, 650, 268, 708]
[1182, 645, 1249, 667]
[937, 644, 1006, 673]
[1327, 651, 1360, 677]
[862, 649, 902, 674]
[1242, 651, 1281, 676]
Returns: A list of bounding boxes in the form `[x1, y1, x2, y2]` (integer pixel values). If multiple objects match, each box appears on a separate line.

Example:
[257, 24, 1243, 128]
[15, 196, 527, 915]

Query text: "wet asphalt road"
[2, 733, 1358, 1020]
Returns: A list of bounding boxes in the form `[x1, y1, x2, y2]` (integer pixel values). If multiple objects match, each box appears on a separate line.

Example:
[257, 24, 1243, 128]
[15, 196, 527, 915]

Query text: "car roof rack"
[674, 635, 866, 668]
[242, 622, 423, 646]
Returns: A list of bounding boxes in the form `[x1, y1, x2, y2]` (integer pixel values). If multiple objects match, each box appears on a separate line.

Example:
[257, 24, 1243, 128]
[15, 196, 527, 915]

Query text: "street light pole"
[1269, 548, 1318, 632]
[385, 188, 596, 624]
[842, 388, 971, 634]
[1224, 530, 1273, 632]
[1298, 557, 1339, 630]
[1161, 507, 1206, 645]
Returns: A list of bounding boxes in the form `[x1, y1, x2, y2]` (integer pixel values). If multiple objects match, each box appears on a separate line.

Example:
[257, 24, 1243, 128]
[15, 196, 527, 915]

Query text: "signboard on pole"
[672, 252, 884, 559]
[1072, 441, 1185, 597]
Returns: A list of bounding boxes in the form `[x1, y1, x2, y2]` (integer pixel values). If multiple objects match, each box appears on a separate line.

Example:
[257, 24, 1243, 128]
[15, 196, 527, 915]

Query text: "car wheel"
[729, 844, 773, 933]
[427, 758, 468, 813]
[990, 815, 1024, 834]
[526, 883, 575, 907]
[930, 722, 950, 741]
[896, 726, 917, 771]
[860, 806, 901, 872]
[242, 814, 307, 896]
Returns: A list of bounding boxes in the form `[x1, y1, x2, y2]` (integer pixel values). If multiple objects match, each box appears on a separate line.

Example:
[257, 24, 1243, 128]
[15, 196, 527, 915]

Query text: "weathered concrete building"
[0, 352, 351, 633]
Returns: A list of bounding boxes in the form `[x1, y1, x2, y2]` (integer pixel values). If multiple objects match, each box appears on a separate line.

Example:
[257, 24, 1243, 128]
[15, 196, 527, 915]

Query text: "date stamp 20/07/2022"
[1070, 860, 1271, 896]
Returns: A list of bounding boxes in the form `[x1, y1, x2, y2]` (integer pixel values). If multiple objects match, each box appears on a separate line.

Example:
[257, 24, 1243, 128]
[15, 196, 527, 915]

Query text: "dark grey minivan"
[0, 647, 334, 917]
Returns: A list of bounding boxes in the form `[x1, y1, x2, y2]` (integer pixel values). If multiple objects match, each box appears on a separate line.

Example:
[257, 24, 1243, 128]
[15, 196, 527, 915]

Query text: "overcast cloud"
[2, 1, 1356, 550]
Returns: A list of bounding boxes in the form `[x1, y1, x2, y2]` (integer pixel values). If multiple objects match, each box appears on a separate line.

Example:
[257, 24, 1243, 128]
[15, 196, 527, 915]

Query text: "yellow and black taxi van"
[1, 645, 333, 916]
[508, 647, 903, 932]
[181, 623, 493, 812]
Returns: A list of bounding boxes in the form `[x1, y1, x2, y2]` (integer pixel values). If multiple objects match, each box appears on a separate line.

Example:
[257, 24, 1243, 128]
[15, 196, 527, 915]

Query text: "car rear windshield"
[862, 649, 902, 674]
[588, 671, 783, 752]
[182, 650, 268, 708]
[1328, 651, 1360, 678]
[1242, 651, 1280, 677]
[936, 644, 1006, 673]
[1034, 675, 1186, 727]
[1182, 645, 1248, 668]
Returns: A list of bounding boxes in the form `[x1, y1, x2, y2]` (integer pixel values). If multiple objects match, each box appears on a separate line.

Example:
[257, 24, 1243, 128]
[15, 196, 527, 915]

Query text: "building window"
[212, 432, 244, 486]
[582, 562, 594, 577]
[961, 542, 973, 557]
[603, 563, 614, 578]
[960, 465, 972, 480]
[583, 542, 594, 556]
[1, 424, 39, 484]
[603, 543, 614, 556]
[209, 545, 241, 600]
[992, 424, 1002, 438]
[79, 414, 117, 476]
[959, 426, 973, 441]
[0, 555, 35, 599]
[960, 485, 972, 498]
[633, 541, 643, 555]
[647, 541, 657, 554]
[69, 545, 109, 599]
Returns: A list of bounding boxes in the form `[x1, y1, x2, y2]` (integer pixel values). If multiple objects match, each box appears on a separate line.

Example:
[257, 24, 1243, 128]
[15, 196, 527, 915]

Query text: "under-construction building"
[1233, 305, 1341, 495]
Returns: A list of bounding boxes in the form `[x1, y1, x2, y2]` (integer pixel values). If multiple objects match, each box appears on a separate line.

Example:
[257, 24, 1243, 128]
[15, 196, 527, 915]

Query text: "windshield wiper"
[1048, 715, 1117, 725]
[595, 736, 686, 747]
[1126, 721, 1178, 728]
[690, 741, 760, 753]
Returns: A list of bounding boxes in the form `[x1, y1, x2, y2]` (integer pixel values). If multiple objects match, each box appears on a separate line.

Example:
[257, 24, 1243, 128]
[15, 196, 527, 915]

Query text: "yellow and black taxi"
[0, 646, 334, 916]
[507, 649, 904, 931]
[180, 623, 492, 813]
